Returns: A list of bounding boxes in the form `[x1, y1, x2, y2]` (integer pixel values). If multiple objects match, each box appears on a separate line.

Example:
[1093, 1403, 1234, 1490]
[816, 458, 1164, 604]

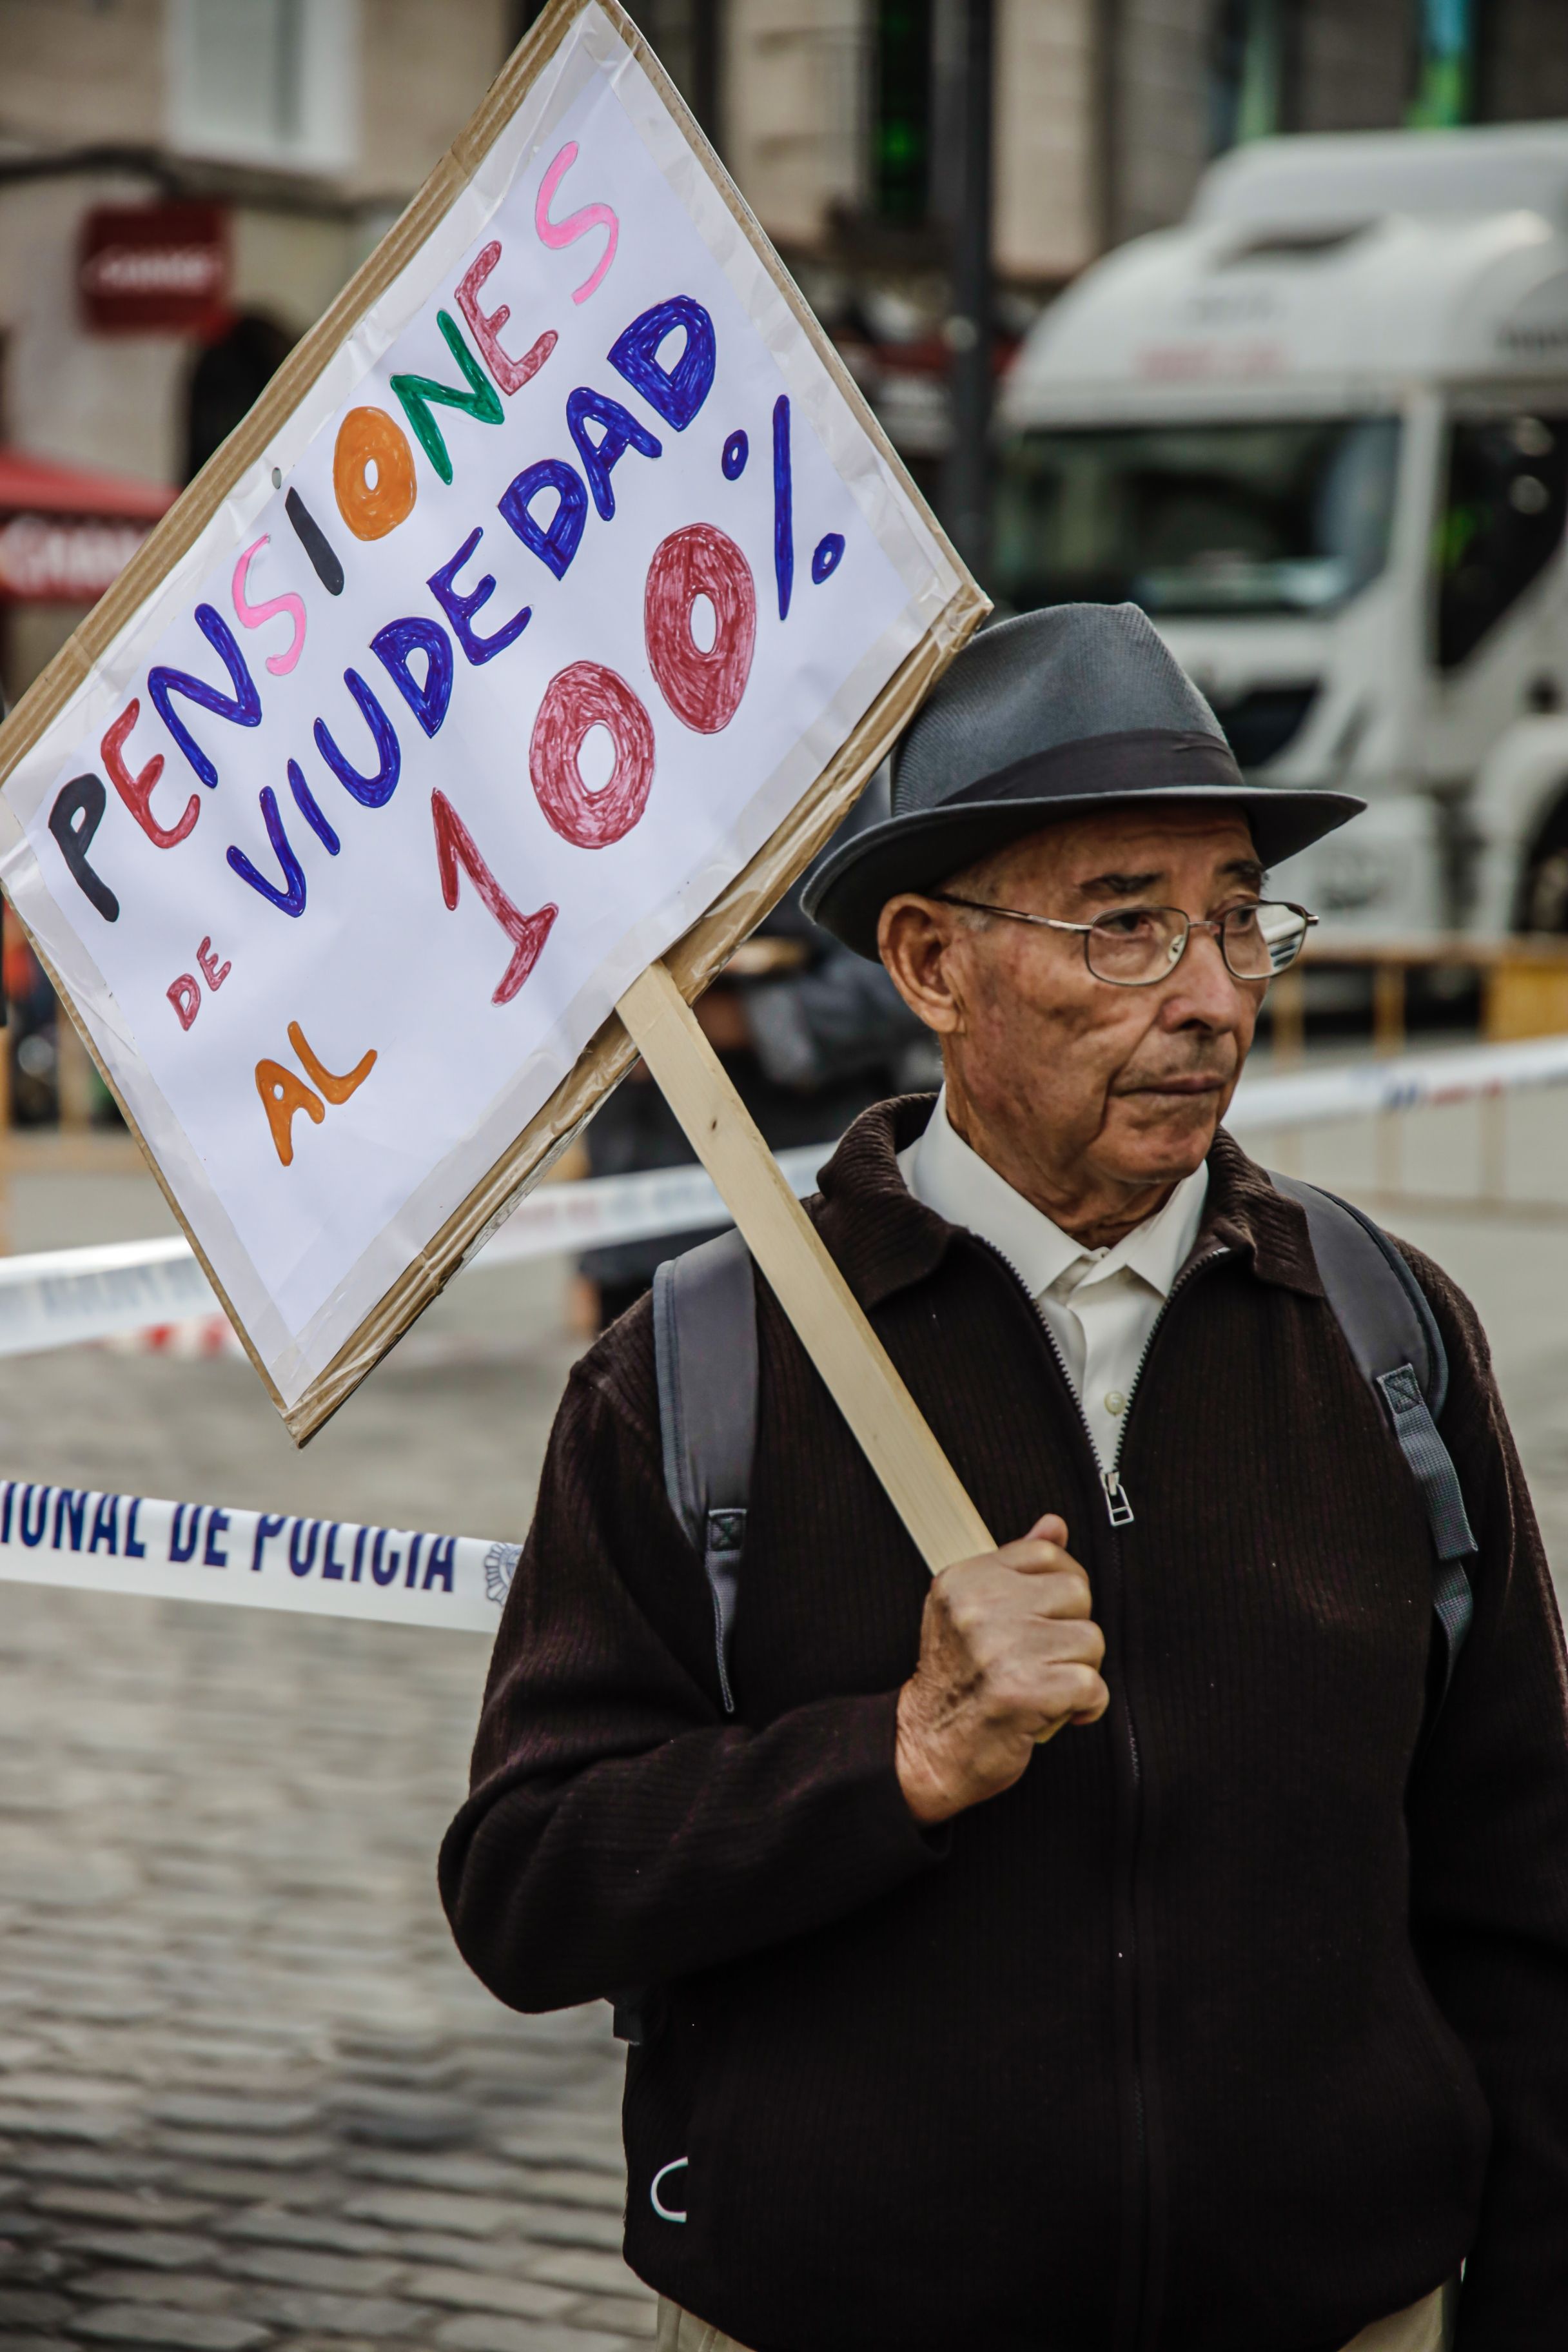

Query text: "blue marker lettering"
[314, 671, 401, 808]
[608, 296, 715, 431]
[372, 616, 455, 737]
[227, 786, 307, 917]
[287, 759, 340, 856]
[429, 528, 531, 665]
[148, 603, 262, 787]
[498, 459, 589, 580]
[772, 395, 793, 621]
[566, 386, 661, 520]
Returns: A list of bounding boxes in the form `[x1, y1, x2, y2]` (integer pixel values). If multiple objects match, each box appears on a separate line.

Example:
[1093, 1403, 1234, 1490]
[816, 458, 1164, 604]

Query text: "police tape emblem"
[484, 1542, 522, 1605]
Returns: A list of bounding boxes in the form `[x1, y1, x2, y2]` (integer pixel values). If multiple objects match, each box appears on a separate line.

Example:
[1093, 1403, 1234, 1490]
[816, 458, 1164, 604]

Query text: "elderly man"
[440, 605, 1568, 2352]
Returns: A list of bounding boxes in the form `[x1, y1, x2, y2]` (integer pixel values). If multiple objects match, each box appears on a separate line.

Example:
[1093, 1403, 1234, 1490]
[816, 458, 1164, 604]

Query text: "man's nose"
[1162, 923, 1250, 1026]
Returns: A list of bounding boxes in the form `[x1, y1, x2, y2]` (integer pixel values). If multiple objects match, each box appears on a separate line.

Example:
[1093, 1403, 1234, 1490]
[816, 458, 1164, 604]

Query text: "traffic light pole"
[692, 0, 723, 154]
[942, 0, 994, 580]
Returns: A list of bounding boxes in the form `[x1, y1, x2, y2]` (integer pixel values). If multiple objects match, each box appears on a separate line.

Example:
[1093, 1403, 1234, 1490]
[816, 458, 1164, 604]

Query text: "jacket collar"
[814, 1095, 1326, 1312]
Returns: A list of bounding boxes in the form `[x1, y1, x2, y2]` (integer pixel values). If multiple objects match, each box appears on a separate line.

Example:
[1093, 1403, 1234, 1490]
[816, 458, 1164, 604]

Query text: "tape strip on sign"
[0, 1479, 516, 1634]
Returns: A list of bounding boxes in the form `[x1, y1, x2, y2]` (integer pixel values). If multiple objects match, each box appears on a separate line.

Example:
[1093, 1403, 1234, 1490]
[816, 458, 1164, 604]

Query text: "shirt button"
[1104, 1389, 1128, 1416]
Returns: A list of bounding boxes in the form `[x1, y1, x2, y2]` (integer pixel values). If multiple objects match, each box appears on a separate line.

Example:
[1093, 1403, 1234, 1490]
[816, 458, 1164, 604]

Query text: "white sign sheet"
[0, 3, 966, 1426]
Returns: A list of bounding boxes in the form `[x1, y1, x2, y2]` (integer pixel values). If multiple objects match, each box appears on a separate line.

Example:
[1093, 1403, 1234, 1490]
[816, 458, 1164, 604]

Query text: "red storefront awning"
[0, 447, 174, 603]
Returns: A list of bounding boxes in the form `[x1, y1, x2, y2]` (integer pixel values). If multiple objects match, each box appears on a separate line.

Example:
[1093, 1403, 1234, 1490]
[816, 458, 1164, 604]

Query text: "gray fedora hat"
[803, 602, 1363, 958]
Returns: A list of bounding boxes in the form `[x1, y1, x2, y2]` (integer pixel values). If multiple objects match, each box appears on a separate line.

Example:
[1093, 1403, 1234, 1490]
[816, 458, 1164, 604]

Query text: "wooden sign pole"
[616, 960, 994, 1574]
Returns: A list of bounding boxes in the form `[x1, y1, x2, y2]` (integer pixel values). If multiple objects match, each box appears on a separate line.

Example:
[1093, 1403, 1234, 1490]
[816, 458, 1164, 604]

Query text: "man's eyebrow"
[1070, 856, 1267, 901]
[1073, 870, 1162, 901]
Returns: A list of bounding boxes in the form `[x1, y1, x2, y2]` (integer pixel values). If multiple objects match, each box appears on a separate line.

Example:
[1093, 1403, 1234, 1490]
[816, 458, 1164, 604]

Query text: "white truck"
[994, 123, 1568, 937]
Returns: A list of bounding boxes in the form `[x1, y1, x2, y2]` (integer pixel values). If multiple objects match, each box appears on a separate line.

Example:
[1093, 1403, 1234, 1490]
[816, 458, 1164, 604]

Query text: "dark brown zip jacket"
[440, 1099, 1568, 2352]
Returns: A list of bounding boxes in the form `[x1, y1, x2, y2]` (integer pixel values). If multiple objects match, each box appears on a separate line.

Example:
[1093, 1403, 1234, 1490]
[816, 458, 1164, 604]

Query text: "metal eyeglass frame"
[929, 894, 1318, 988]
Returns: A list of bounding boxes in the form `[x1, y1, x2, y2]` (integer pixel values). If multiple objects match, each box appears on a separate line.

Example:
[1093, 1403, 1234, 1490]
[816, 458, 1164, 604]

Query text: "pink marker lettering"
[534, 142, 619, 304]
[456, 240, 558, 395]
[197, 936, 231, 992]
[231, 535, 306, 676]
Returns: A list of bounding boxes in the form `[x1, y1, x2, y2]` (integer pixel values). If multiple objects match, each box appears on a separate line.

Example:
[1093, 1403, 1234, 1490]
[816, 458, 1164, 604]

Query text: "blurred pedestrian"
[576, 776, 930, 1329]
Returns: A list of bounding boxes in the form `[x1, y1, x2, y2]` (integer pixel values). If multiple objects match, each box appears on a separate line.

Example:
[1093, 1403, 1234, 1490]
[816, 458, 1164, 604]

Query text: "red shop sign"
[0, 514, 152, 603]
[79, 202, 230, 335]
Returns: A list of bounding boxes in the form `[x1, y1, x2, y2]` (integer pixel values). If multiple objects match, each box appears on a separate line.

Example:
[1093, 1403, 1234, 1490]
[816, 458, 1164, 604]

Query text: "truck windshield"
[992, 417, 1402, 618]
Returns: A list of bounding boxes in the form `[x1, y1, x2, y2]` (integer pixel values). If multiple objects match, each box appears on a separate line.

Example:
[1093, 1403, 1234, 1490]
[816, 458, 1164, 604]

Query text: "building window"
[184, 313, 295, 485]
[1409, 0, 1475, 128]
[1210, 0, 1288, 152]
[1435, 413, 1568, 669]
[875, 0, 932, 224]
[167, 0, 359, 175]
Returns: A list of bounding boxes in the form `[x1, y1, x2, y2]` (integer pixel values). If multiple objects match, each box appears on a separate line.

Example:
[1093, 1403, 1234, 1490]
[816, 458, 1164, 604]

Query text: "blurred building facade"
[0, 0, 1566, 707]
[0, 0, 518, 700]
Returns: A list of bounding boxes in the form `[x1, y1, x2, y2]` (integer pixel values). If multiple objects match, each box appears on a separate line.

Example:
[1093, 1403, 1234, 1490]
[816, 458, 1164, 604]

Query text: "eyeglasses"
[930, 894, 1318, 988]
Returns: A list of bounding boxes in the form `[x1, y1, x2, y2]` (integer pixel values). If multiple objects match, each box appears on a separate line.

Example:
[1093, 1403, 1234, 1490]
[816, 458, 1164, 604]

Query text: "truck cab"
[994, 124, 1568, 937]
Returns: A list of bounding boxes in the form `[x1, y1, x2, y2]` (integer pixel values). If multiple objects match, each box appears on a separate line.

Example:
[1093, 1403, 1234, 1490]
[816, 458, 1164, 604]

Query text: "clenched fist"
[895, 1514, 1108, 1825]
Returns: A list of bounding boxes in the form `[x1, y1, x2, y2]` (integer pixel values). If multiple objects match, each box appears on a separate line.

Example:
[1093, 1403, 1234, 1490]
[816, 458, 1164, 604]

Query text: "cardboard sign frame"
[0, 0, 986, 1447]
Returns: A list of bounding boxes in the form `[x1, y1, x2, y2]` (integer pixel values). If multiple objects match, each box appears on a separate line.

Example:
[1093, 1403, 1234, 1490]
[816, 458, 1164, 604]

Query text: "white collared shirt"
[897, 1091, 1209, 1470]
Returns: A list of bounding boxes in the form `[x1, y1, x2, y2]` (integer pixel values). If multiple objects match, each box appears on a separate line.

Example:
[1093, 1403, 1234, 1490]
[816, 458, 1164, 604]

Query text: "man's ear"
[878, 895, 966, 1035]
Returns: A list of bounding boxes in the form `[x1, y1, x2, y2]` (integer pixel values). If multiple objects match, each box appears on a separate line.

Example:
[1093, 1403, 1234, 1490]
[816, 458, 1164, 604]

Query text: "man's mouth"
[1119, 1073, 1230, 1098]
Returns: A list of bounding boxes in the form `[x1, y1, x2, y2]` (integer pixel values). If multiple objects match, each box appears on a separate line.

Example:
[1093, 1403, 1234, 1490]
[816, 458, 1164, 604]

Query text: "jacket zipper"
[976, 1239, 1231, 1527]
[1104, 1240, 1229, 2352]
[970, 1237, 1122, 1524]
[973, 1232, 1230, 2352]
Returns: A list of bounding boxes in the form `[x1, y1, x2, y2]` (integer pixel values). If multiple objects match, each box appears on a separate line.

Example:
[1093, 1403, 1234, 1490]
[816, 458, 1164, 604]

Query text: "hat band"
[934, 727, 1244, 814]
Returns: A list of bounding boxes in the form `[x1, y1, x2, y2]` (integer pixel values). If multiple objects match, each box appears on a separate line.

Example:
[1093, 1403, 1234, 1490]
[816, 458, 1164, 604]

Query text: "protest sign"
[0, 0, 985, 1471]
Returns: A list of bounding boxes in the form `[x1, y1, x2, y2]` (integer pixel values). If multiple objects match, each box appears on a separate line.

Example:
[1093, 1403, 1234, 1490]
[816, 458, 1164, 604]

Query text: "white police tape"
[480, 1144, 828, 1267]
[0, 1146, 832, 1362]
[5, 1030, 1567, 1630]
[1228, 1030, 1568, 1131]
[0, 1478, 517, 1633]
[2, 1034, 1567, 1366]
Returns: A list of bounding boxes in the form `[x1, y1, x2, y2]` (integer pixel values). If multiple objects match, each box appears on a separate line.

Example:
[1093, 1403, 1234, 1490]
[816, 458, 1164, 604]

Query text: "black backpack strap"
[1271, 1173, 1476, 1709]
[612, 1230, 758, 2050]
[652, 1225, 758, 1719]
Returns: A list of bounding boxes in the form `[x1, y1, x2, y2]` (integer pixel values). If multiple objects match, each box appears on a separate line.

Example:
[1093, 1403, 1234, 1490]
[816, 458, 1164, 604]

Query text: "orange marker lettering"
[257, 1061, 324, 1167]
[332, 406, 418, 542]
[288, 1021, 376, 1105]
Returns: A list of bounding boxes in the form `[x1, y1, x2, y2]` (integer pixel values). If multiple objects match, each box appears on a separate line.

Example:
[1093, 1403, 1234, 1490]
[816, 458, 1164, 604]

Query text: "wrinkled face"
[878, 806, 1269, 1197]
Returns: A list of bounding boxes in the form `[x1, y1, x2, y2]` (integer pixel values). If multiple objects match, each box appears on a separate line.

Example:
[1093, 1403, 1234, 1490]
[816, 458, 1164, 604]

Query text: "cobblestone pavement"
[0, 1242, 654, 2351]
[3, 1095, 1568, 2348]
[0, 1580, 652, 2352]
